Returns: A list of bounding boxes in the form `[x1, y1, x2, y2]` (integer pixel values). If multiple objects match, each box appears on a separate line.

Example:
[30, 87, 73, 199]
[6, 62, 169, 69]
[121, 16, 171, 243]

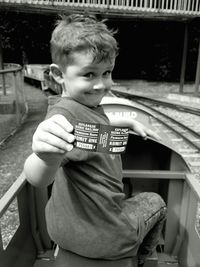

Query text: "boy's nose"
[93, 80, 106, 90]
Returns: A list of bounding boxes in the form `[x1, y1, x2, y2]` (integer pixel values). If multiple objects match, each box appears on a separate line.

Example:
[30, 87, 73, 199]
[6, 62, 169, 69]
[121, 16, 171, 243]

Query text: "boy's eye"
[83, 72, 94, 78]
[103, 70, 112, 77]
[83, 70, 112, 79]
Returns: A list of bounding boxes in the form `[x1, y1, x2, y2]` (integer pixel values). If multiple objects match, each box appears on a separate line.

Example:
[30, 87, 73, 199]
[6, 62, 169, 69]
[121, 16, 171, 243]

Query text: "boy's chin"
[84, 96, 104, 107]
[74, 98, 100, 108]
[85, 102, 101, 108]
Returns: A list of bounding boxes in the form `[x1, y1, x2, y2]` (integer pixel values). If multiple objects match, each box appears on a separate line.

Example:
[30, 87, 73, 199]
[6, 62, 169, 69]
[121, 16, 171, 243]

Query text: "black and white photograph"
[0, 1, 200, 266]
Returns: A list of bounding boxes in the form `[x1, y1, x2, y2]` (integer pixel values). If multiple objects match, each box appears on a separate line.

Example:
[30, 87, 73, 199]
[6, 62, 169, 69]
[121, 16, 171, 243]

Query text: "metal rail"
[111, 89, 200, 116]
[136, 99, 200, 150]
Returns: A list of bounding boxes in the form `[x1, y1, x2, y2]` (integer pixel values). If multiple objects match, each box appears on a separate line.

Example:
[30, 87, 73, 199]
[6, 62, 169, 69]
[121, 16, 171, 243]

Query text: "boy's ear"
[50, 64, 64, 84]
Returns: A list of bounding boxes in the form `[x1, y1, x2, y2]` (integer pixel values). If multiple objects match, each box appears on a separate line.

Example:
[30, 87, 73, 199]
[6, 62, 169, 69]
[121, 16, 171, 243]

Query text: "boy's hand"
[32, 114, 75, 163]
[131, 120, 161, 141]
[108, 114, 161, 141]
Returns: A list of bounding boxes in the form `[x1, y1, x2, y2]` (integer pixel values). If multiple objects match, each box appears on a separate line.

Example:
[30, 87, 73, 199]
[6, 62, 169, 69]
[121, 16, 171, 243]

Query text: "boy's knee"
[145, 192, 167, 216]
[141, 192, 167, 229]
[150, 192, 166, 205]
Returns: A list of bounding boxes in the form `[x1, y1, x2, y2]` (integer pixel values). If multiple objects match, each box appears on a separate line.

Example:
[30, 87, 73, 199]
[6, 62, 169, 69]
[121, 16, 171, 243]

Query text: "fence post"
[0, 35, 6, 96]
[194, 35, 200, 95]
[13, 72, 20, 125]
[179, 23, 188, 93]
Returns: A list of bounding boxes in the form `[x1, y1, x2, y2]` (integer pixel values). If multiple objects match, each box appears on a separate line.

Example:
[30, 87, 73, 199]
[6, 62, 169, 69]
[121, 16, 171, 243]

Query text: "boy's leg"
[125, 192, 167, 265]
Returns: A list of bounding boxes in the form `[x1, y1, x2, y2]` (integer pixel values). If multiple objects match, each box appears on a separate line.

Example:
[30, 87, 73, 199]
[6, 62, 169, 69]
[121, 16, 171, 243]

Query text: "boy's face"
[62, 51, 115, 107]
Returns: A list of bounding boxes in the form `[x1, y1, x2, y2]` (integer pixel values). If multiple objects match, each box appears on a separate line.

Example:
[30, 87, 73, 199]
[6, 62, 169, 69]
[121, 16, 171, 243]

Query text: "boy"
[24, 14, 167, 266]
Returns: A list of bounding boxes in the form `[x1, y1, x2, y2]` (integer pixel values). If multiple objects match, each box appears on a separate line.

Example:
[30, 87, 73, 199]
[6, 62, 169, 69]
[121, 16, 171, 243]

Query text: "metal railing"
[0, 0, 200, 16]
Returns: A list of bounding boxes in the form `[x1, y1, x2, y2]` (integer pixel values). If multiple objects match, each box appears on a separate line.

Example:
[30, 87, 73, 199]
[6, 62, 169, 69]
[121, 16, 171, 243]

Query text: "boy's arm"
[24, 153, 62, 187]
[107, 114, 161, 141]
[24, 114, 75, 187]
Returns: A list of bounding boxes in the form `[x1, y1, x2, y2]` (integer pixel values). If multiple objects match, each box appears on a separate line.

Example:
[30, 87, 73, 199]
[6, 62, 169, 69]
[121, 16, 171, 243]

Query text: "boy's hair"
[50, 14, 118, 70]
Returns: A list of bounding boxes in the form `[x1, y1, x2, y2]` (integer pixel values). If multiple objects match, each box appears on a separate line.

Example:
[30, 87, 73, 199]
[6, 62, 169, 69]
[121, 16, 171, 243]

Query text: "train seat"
[34, 247, 138, 267]
[55, 248, 137, 267]
[34, 247, 160, 267]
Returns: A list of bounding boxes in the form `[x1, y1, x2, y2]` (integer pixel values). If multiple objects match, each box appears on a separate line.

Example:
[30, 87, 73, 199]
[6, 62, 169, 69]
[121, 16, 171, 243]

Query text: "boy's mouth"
[87, 89, 109, 95]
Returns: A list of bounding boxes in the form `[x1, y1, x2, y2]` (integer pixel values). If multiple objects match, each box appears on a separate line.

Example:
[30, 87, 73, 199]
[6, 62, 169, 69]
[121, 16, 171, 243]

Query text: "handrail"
[1, 171, 200, 221]
[0, 0, 200, 16]
[123, 170, 186, 179]
[0, 172, 26, 218]
[0, 63, 23, 96]
[0, 64, 22, 75]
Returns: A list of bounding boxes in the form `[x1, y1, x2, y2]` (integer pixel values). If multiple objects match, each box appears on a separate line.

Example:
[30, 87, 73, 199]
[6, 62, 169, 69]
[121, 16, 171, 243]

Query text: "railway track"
[111, 89, 200, 177]
[111, 89, 200, 116]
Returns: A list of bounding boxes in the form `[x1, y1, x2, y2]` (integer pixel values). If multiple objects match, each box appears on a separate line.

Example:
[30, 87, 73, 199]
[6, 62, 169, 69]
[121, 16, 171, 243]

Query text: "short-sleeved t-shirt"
[45, 97, 144, 260]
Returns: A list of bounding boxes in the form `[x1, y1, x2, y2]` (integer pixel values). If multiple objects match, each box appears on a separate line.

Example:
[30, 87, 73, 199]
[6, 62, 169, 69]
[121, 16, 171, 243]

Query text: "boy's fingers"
[50, 114, 74, 133]
[41, 120, 75, 144]
[34, 131, 74, 152]
[33, 141, 67, 154]
[134, 125, 161, 141]
[146, 129, 161, 141]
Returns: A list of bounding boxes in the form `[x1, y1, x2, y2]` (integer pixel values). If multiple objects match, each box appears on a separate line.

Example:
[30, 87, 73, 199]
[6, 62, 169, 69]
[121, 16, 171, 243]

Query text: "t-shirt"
[45, 97, 144, 260]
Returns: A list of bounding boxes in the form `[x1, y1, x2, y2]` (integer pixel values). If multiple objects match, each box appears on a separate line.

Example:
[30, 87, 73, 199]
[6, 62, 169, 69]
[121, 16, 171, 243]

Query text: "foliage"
[0, 11, 200, 81]
[0, 11, 55, 64]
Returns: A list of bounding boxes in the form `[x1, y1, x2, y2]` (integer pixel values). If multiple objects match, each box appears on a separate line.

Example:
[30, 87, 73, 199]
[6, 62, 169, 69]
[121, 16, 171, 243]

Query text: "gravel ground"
[0, 83, 48, 199]
[114, 79, 198, 96]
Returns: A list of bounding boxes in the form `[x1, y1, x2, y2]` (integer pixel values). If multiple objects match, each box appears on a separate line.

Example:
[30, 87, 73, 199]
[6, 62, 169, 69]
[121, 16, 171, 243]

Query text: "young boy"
[24, 14, 167, 266]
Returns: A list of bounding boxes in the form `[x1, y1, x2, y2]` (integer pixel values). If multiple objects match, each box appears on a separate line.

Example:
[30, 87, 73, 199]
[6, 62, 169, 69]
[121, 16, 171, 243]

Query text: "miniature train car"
[24, 64, 49, 91]
[24, 64, 62, 95]
[0, 96, 200, 267]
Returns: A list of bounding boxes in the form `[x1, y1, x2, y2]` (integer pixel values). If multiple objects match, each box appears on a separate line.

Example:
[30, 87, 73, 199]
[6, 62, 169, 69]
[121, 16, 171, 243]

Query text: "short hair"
[50, 14, 118, 70]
